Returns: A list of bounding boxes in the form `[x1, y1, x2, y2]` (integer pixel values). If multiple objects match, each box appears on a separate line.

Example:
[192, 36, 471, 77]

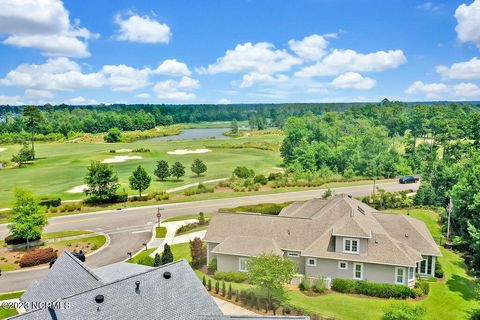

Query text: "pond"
[135, 128, 232, 142]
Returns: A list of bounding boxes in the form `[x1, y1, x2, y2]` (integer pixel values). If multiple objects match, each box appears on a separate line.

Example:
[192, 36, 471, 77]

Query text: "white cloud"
[436, 57, 480, 79]
[217, 98, 231, 104]
[154, 59, 191, 76]
[101, 64, 151, 92]
[153, 76, 199, 100]
[455, 0, 480, 47]
[0, 95, 23, 105]
[115, 13, 171, 44]
[239, 72, 289, 88]
[65, 96, 98, 105]
[288, 34, 330, 60]
[197, 42, 302, 75]
[0, 0, 94, 57]
[405, 81, 449, 98]
[24, 89, 54, 99]
[295, 49, 407, 77]
[417, 2, 443, 12]
[453, 82, 480, 97]
[330, 72, 376, 90]
[0, 57, 104, 91]
[135, 93, 150, 99]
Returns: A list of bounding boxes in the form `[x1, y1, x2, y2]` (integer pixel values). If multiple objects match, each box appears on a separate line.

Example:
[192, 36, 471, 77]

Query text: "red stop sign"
[156, 212, 161, 218]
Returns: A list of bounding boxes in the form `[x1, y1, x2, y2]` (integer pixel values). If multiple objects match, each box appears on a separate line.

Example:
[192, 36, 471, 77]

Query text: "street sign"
[156, 212, 161, 218]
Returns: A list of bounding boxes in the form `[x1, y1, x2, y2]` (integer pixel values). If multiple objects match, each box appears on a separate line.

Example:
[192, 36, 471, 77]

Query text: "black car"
[399, 176, 419, 184]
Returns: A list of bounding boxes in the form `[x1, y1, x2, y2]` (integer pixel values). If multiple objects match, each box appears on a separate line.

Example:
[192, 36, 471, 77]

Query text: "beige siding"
[217, 253, 245, 272]
[305, 257, 407, 285]
[335, 236, 368, 255]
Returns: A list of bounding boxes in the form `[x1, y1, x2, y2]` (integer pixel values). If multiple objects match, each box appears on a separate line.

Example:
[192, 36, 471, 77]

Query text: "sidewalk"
[148, 219, 198, 257]
[213, 297, 258, 315]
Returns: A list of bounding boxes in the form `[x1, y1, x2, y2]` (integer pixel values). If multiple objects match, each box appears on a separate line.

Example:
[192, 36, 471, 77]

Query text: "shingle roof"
[205, 195, 441, 267]
[93, 262, 153, 283]
[212, 236, 283, 257]
[21, 250, 102, 306]
[12, 259, 224, 320]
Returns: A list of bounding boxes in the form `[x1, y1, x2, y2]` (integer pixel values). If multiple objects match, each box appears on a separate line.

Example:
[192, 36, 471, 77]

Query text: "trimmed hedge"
[20, 248, 57, 268]
[331, 278, 416, 299]
[5, 235, 40, 245]
[213, 271, 247, 283]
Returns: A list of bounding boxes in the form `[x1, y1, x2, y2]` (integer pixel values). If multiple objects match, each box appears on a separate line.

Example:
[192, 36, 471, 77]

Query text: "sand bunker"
[67, 184, 88, 194]
[0, 148, 6, 153]
[167, 149, 211, 155]
[115, 149, 132, 153]
[102, 155, 142, 163]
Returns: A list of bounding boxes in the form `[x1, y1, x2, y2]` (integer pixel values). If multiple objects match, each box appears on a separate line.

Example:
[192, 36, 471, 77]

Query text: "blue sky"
[1, 0, 480, 105]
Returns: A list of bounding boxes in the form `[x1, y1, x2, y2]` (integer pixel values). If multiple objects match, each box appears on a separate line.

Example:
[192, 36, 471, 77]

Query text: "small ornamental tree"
[84, 161, 119, 203]
[170, 162, 186, 181]
[230, 119, 239, 134]
[154, 253, 161, 267]
[227, 283, 232, 299]
[154, 160, 170, 181]
[247, 254, 297, 311]
[208, 279, 212, 291]
[8, 189, 48, 248]
[104, 127, 122, 143]
[215, 281, 220, 294]
[161, 243, 174, 265]
[129, 165, 151, 197]
[11, 143, 34, 166]
[198, 212, 206, 225]
[202, 275, 207, 287]
[235, 290, 239, 302]
[221, 281, 226, 297]
[191, 158, 207, 177]
[190, 237, 207, 269]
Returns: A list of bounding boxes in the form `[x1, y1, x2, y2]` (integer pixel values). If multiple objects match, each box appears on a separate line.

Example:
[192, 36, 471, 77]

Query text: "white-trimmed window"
[287, 251, 300, 257]
[343, 238, 359, 254]
[307, 258, 317, 266]
[395, 267, 405, 284]
[338, 261, 348, 270]
[353, 263, 363, 280]
[408, 267, 415, 280]
[239, 258, 249, 272]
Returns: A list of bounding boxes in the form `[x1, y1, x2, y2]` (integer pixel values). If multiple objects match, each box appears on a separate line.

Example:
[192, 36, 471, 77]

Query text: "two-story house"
[204, 195, 441, 287]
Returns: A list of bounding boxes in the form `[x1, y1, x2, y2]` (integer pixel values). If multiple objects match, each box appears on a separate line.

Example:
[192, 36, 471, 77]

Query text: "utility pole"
[447, 197, 453, 241]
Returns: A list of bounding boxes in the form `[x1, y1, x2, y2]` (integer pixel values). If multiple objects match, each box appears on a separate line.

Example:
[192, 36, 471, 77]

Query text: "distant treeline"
[0, 101, 479, 144]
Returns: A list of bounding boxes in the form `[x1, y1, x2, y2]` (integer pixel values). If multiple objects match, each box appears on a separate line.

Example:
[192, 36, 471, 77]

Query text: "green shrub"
[299, 277, 311, 291]
[214, 271, 225, 280]
[254, 174, 268, 185]
[469, 309, 480, 320]
[215, 281, 220, 294]
[208, 257, 217, 273]
[184, 184, 215, 196]
[331, 278, 416, 299]
[435, 259, 444, 278]
[39, 197, 62, 208]
[154, 192, 169, 201]
[415, 280, 430, 295]
[312, 277, 326, 293]
[232, 272, 247, 283]
[382, 302, 426, 320]
[49, 207, 58, 213]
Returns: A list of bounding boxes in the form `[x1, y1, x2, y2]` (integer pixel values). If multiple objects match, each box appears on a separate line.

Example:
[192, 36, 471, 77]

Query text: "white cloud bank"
[115, 13, 171, 44]
[455, 0, 480, 47]
[0, 0, 95, 57]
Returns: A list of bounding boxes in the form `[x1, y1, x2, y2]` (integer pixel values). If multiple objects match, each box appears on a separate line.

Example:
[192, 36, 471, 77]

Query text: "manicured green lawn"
[0, 307, 17, 319]
[128, 248, 157, 265]
[41, 230, 92, 240]
[0, 263, 15, 272]
[0, 134, 282, 208]
[155, 226, 167, 238]
[163, 212, 212, 223]
[53, 235, 106, 249]
[171, 243, 191, 263]
[176, 225, 209, 236]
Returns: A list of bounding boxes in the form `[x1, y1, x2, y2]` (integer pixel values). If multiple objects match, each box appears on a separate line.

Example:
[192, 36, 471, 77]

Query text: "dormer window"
[343, 238, 359, 254]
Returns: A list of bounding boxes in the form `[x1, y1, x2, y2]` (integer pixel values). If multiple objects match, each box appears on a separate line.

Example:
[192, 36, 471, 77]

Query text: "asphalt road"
[0, 181, 418, 293]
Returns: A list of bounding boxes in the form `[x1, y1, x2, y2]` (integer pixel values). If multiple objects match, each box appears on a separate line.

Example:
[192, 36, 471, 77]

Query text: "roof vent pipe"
[95, 295, 104, 303]
[135, 281, 140, 291]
